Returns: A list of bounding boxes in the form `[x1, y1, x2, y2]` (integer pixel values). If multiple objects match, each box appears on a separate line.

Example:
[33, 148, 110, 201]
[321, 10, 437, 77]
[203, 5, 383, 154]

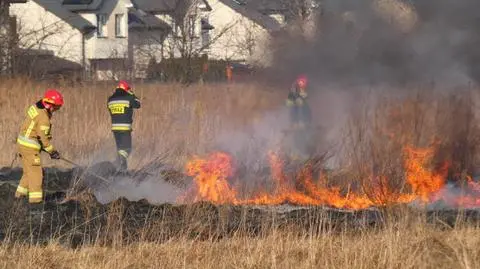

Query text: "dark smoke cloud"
[270, 0, 480, 87]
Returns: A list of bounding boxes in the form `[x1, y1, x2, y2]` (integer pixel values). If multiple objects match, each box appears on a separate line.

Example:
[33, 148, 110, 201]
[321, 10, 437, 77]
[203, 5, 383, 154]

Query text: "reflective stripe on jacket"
[107, 89, 140, 131]
[17, 101, 55, 152]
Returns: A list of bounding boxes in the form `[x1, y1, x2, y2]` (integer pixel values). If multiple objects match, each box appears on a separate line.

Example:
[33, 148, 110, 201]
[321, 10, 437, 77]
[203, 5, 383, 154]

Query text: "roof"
[62, 0, 92, 4]
[128, 9, 171, 30]
[62, 0, 102, 11]
[131, 0, 180, 13]
[235, 0, 288, 12]
[33, 0, 96, 33]
[131, 0, 212, 13]
[220, 0, 282, 31]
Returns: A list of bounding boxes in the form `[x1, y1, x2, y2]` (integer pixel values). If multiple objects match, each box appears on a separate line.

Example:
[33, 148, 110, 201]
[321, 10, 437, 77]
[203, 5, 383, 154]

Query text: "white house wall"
[202, 0, 272, 66]
[157, 14, 182, 59]
[10, 0, 83, 64]
[129, 29, 165, 78]
[81, 0, 129, 59]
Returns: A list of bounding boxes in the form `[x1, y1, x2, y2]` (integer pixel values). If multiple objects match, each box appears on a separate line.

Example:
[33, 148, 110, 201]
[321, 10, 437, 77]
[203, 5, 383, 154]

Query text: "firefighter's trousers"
[113, 131, 132, 171]
[15, 146, 43, 203]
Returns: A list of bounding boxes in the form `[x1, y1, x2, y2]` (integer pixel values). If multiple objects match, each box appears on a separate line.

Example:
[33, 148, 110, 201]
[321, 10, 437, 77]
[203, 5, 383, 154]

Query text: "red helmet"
[296, 75, 308, 89]
[117, 80, 131, 92]
[42, 89, 64, 107]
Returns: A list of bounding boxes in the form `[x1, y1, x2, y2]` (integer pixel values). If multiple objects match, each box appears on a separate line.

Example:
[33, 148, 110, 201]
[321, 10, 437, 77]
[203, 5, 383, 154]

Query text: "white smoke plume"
[93, 174, 182, 205]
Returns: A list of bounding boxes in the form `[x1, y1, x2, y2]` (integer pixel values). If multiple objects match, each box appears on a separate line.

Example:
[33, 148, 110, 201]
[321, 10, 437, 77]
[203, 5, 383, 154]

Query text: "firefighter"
[285, 75, 312, 129]
[107, 80, 141, 172]
[15, 89, 63, 207]
[284, 75, 314, 161]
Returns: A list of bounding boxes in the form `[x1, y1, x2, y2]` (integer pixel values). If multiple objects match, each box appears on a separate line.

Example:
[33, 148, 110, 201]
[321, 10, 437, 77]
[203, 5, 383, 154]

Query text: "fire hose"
[59, 157, 111, 184]
[0, 153, 19, 178]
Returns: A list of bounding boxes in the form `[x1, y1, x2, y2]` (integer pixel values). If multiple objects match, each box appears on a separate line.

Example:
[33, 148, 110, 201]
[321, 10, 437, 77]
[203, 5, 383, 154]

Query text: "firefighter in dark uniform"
[107, 81, 141, 172]
[286, 75, 311, 129]
[285, 75, 313, 161]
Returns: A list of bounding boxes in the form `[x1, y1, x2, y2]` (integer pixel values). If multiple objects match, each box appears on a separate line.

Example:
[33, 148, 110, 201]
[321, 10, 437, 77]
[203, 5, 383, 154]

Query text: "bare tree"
[11, 8, 84, 79]
[157, 0, 237, 82]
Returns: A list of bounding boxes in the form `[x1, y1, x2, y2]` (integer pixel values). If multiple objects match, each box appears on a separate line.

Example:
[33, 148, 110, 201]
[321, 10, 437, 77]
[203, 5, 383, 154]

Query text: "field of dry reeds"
[2, 220, 480, 269]
[2, 78, 480, 268]
[0, 78, 283, 168]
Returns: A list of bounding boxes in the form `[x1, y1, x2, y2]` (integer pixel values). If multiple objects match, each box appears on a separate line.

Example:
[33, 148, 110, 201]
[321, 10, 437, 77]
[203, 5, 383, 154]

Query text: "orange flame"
[183, 152, 237, 204]
[180, 145, 480, 209]
[404, 146, 449, 202]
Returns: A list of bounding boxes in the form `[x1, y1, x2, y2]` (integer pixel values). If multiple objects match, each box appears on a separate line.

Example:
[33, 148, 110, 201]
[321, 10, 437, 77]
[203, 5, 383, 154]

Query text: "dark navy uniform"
[286, 88, 312, 129]
[107, 88, 141, 171]
[285, 81, 313, 161]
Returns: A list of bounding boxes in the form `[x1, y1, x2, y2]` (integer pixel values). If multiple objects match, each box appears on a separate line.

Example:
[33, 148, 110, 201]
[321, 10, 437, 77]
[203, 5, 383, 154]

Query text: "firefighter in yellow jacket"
[15, 89, 64, 205]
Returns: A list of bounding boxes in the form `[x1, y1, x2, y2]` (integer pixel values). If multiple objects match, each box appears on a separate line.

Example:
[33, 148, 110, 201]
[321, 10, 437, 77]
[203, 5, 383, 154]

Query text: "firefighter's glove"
[49, 150, 60, 160]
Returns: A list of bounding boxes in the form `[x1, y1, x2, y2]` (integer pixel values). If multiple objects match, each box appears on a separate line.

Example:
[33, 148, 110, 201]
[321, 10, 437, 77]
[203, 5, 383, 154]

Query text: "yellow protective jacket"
[17, 101, 55, 153]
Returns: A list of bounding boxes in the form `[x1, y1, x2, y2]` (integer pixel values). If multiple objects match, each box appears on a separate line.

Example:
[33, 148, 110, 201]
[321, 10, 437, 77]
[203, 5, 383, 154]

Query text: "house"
[129, 0, 213, 78]
[11, 0, 124, 79]
[132, 0, 296, 68]
[9, 0, 318, 80]
[10, 0, 180, 80]
[184, 0, 319, 67]
[203, 0, 284, 66]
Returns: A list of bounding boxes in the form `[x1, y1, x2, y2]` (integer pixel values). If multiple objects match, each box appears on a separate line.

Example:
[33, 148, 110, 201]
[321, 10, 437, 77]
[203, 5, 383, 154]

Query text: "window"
[188, 15, 196, 37]
[96, 13, 107, 37]
[115, 14, 126, 37]
[201, 17, 213, 49]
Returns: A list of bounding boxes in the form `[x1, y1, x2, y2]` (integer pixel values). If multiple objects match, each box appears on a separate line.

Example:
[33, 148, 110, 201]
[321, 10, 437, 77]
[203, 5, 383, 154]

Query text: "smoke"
[80, 1, 480, 205]
[270, 0, 480, 87]
[73, 160, 183, 205]
[418, 182, 480, 211]
[93, 174, 182, 204]
[255, 0, 480, 169]
[214, 108, 291, 168]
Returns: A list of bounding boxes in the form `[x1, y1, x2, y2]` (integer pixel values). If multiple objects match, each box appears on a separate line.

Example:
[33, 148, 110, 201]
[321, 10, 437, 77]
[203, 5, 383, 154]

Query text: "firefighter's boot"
[115, 154, 128, 173]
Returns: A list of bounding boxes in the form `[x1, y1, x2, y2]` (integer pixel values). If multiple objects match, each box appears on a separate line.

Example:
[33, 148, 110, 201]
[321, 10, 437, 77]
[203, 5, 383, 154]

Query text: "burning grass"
[3, 79, 480, 267]
[177, 144, 480, 209]
[2, 79, 480, 210]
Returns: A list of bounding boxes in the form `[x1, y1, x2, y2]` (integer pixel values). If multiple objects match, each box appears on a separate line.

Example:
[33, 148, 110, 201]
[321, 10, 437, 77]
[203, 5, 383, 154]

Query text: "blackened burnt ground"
[0, 164, 480, 248]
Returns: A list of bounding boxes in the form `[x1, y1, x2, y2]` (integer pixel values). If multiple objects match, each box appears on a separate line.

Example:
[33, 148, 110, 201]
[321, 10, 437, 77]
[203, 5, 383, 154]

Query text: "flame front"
[180, 145, 480, 209]
[404, 146, 449, 202]
[183, 152, 237, 204]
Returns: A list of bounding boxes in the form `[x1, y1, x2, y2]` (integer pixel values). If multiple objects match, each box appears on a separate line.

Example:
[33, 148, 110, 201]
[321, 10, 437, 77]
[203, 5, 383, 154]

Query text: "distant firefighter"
[285, 75, 312, 129]
[16, 89, 64, 213]
[107, 80, 141, 172]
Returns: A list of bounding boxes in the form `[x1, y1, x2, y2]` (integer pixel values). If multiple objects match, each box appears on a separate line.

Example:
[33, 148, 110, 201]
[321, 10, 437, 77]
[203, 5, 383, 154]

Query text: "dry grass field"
[0, 78, 283, 168]
[1, 216, 480, 269]
[2, 78, 480, 268]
